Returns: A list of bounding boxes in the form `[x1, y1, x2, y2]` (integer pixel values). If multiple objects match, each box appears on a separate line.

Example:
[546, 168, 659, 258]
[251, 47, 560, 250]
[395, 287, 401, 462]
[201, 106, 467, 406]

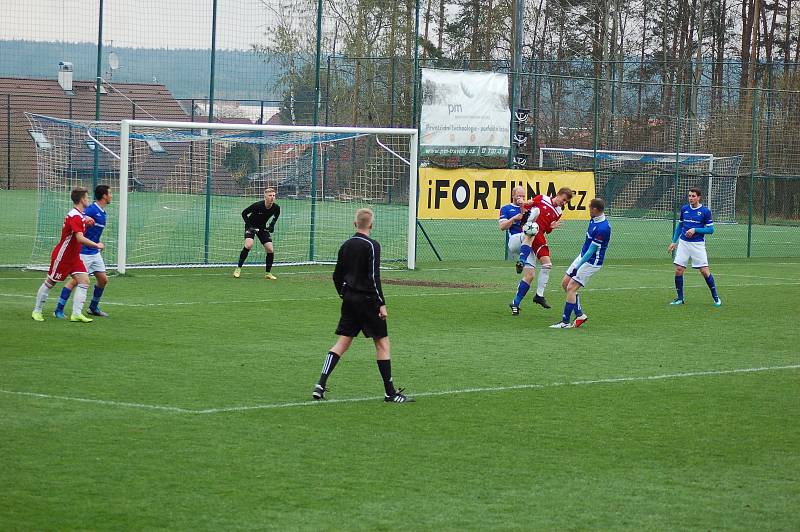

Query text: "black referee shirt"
[333, 233, 385, 304]
[242, 201, 280, 229]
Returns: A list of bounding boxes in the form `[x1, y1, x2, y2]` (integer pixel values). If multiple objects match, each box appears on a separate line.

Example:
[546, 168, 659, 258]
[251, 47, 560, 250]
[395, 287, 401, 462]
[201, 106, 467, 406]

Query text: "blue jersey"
[580, 214, 611, 266]
[678, 203, 713, 242]
[81, 202, 107, 255]
[499, 204, 524, 235]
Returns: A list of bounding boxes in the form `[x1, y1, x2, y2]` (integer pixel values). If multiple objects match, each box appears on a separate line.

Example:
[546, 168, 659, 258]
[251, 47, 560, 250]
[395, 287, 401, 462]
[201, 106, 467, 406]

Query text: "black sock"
[266, 252, 274, 272]
[318, 351, 340, 387]
[377, 359, 396, 396]
[238, 248, 250, 267]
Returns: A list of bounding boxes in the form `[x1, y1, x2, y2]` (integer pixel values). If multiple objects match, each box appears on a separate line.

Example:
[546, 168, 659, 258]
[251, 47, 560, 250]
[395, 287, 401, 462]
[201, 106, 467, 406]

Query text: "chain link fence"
[2, 2, 799, 264]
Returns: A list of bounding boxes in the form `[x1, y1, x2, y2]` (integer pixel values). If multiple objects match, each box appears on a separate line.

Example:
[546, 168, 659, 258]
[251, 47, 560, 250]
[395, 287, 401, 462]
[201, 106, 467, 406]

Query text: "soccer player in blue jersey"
[500, 186, 538, 315]
[54, 185, 112, 318]
[668, 187, 721, 306]
[501, 186, 548, 315]
[550, 198, 611, 329]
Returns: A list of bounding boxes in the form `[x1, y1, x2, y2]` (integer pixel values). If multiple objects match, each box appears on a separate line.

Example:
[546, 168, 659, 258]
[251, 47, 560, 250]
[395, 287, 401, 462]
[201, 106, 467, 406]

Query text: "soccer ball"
[523, 220, 539, 237]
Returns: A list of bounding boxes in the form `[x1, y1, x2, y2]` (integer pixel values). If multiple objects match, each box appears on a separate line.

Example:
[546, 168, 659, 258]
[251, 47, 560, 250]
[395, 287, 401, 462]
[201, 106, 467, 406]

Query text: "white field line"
[2, 280, 800, 308]
[0, 389, 194, 413]
[1, 364, 798, 415]
[2, 262, 799, 281]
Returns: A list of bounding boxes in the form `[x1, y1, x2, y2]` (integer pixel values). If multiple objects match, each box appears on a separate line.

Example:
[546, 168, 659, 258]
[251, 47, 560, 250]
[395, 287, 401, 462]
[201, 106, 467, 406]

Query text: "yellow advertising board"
[418, 168, 595, 220]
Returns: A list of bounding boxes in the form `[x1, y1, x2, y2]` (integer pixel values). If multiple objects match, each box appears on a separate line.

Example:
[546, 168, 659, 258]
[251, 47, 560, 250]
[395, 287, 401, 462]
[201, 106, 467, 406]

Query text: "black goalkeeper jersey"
[333, 233, 386, 304]
[241, 201, 280, 230]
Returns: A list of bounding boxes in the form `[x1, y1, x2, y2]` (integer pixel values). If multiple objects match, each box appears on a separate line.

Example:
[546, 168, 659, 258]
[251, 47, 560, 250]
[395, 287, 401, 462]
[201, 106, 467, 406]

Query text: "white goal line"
[1, 364, 797, 415]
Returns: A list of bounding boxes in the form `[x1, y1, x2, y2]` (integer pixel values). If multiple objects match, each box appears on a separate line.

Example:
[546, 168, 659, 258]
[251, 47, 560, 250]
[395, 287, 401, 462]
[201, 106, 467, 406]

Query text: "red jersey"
[51, 208, 86, 264]
[523, 195, 563, 234]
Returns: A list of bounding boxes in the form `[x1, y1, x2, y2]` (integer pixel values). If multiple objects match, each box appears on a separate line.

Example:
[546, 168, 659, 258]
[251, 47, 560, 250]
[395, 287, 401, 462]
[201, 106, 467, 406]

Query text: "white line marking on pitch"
[1, 364, 798, 415]
[3, 280, 800, 308]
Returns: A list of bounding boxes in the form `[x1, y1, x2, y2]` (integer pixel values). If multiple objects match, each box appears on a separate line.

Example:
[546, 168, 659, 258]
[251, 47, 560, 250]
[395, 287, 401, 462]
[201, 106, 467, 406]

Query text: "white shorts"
[507, 232, 536, 268]
[80, 252, 107, 275]
[566, 255, 602, 287]
[673, 240, 708, 268]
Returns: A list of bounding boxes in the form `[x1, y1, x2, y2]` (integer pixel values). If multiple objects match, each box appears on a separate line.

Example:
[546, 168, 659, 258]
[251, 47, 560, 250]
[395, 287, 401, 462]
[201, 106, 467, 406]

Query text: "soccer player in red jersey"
[31, 188, 104, 323]
[514, 187, 574, 309]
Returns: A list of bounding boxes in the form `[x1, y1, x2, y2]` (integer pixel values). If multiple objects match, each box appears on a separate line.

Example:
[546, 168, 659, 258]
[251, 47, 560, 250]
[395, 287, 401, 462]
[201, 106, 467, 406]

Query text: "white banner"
[420, 68, 511, 157]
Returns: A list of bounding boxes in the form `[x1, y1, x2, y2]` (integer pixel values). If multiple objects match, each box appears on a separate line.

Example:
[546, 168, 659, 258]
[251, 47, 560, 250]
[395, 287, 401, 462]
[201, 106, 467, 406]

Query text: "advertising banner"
[420, 69, 511, 157]
[418, 168, 595, 220]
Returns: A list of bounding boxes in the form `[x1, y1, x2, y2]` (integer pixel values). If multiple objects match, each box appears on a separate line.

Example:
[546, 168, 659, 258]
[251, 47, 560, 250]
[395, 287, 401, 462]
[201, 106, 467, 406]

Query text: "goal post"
[117, 120, 418, 273]
[539, 147, 741, 223]
[27, 114, 418, 273]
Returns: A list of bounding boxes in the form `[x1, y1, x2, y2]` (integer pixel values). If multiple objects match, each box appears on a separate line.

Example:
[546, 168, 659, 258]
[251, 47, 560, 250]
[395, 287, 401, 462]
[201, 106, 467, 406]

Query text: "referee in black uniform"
[312, 208, 413, 403]
[233, 188, 280, 279]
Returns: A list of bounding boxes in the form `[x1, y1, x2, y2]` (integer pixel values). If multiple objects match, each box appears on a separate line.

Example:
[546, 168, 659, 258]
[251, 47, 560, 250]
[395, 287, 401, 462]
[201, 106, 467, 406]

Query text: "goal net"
[26, 114, 418, 272]
[540, 148, 742, 223]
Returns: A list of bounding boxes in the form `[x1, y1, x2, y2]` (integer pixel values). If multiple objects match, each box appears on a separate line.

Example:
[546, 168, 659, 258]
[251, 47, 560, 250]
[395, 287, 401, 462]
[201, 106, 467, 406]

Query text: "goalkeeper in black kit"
[233, 188, 280, 279]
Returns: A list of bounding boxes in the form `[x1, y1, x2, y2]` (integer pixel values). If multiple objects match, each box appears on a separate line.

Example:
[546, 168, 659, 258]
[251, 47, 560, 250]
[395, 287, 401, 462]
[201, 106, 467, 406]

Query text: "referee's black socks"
[318, 351, 340, 387]
[377, 359, 396, 396]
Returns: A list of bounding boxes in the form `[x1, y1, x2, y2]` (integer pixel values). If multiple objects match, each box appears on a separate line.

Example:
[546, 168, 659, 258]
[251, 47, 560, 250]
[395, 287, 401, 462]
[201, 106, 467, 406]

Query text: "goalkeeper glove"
[267, 224, 275, 233]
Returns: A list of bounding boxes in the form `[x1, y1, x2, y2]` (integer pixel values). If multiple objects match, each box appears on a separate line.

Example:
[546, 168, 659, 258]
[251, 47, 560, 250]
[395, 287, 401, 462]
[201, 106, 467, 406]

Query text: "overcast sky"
[1, 0, 276, 50]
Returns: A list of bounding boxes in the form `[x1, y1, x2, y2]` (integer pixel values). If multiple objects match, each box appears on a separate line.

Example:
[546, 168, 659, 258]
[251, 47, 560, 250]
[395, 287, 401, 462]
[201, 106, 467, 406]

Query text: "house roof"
[1, 77, 202, 190]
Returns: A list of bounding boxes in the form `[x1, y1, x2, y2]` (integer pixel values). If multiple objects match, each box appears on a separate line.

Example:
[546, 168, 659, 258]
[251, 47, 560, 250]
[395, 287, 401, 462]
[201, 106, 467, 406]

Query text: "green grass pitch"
[1, 256, 799, 529]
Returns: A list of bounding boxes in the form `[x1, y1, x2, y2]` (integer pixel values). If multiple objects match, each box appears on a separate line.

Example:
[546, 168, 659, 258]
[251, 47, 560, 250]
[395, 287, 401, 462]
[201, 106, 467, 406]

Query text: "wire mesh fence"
[2, 1, 800, 265]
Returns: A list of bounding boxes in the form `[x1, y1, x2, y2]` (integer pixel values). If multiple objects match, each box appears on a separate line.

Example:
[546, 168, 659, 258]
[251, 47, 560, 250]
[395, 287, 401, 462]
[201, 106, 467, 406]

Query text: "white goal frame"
[539, 146, 719, 211]
[118, 119, 419, 274]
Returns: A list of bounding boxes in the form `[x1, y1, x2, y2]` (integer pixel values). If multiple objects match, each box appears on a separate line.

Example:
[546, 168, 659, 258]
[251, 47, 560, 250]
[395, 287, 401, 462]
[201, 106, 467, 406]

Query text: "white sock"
[34, 282, 52, 312]
[536, 265, 551, 297]
[72, 284, 88, 317]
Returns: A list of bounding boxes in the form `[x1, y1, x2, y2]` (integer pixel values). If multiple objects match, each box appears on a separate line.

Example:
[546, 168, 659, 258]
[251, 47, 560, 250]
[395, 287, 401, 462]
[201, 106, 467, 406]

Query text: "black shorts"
[244, 227, 272, 245]
[335, 293, 388, 339]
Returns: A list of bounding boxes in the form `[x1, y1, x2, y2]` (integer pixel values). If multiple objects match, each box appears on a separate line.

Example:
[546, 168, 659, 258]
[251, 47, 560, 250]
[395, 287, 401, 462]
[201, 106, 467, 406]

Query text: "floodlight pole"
[93, 0, 104, 189]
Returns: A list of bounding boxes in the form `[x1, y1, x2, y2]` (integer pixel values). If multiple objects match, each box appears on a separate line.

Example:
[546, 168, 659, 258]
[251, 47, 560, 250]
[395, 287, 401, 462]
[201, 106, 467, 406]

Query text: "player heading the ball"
[508, 187, 573, 314]
[31, 188, 104, 323]
[233, 188, 280, 280]
[668, 187, 721, 307]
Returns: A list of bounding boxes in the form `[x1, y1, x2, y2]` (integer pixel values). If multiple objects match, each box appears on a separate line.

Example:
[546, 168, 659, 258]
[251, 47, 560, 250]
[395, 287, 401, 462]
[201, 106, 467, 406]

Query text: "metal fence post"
[308, 0, 324, 262]
[672, 85, 684, 235]
[92, 0, 104, 190]
[204, 0, 219, 264]
[747, 87, 759, 258]
[762, 67, 773, 224]
[6, 95, 10, 189]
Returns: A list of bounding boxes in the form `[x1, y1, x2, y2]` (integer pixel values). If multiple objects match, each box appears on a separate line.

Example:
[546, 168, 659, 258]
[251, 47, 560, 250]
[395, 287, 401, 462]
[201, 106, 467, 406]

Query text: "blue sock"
[519, 244, 532, 263]
[513, 280, 530, 306]
[561, 302, 575, 323]
[90, 286, 104, 310]
[705, 274, 718, 300]
[55, 287, 72, 312]
[575, 294, 583, 316]
[675, 275, 684, 300]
